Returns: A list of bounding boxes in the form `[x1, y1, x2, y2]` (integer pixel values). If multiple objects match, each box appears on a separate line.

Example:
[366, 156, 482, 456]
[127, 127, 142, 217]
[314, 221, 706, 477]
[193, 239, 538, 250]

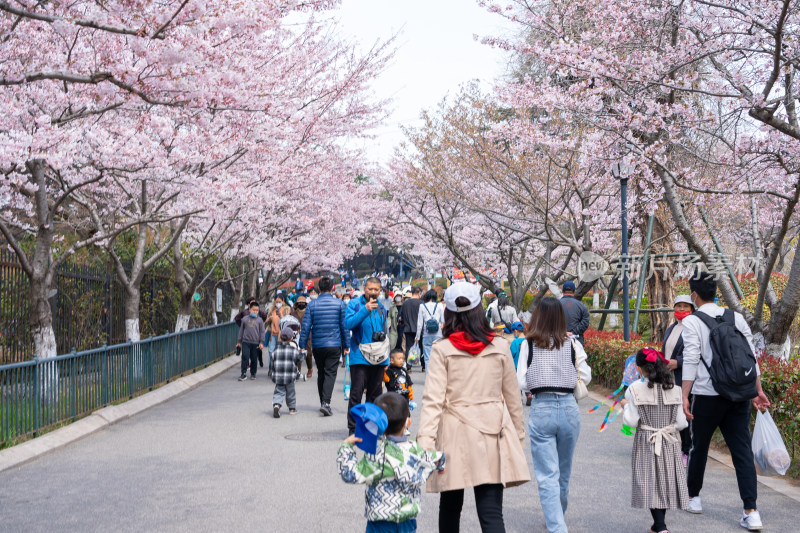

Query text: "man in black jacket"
[559, 281, 590, 345]
[399, 286, 424, 370]
[235, 297, 269, 367]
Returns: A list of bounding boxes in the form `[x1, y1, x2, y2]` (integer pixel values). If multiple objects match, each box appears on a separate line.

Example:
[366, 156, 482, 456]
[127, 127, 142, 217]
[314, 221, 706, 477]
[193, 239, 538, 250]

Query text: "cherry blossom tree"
[486, 0, 800, 355]
[1, 1, 392, 358]
[386, 86, 618, 311]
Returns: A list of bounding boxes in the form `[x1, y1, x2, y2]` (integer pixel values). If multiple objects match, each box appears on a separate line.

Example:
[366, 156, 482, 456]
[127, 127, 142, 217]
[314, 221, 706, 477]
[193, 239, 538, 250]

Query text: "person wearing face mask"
[308, 286, 320, 300]
[234, 297, 269, 368]
[388, 293, 404, 352]
[236, 301, 265, 381]
[266, 296, 285, 373]
[292, 296, 314, 378]
[661, 294, 696, 465]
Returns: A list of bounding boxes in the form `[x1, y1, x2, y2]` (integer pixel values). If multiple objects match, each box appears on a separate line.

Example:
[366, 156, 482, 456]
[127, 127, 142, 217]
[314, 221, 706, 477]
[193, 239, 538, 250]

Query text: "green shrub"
[521, 292, 534, 312]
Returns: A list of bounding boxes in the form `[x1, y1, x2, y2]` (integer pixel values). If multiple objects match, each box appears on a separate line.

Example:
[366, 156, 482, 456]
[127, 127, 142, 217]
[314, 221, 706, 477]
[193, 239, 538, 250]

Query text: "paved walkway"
[1, 363, 798, 532]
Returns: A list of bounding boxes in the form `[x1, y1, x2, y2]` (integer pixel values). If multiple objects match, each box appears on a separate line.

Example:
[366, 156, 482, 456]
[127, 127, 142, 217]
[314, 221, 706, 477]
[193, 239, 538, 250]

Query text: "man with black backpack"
[681, 271, 770, 531]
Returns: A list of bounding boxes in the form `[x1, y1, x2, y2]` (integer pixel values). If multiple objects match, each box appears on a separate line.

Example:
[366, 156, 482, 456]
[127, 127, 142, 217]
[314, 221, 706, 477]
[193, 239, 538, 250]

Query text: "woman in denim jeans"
[415, 289, 444, 370]
[516, 297, 591, 533]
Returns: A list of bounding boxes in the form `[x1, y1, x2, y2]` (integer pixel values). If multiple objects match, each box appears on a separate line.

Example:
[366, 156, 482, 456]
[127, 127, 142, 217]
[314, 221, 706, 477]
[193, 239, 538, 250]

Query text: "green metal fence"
[0, 322, 238, 447]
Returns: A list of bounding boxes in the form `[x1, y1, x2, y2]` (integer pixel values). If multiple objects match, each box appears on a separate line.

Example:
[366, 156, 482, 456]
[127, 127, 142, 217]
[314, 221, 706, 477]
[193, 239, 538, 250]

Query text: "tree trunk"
[574, 279, 597, 300]
[175, 312, 191, 332]
[763, 244, 800, 358]
[642, 206, 675, 343]
[247, 262, 259, 302]
[30, 274, 58, 360]
[258, 267, 273, 304]
[230, 270, 245, 322]
[123, 287, 145, 377]
[27, 159, 59, 394]
[124, 288, 142, 342]
[175, 292, 193, 332]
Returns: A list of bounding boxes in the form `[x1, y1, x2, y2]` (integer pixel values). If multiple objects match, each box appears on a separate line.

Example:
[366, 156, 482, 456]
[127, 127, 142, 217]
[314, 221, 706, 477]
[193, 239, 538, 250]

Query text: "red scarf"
[449, 331, 494, 355]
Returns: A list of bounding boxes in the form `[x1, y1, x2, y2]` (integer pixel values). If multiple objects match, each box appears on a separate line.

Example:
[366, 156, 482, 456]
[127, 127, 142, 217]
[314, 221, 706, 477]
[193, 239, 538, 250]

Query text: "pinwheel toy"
[588, 354, 640, 432]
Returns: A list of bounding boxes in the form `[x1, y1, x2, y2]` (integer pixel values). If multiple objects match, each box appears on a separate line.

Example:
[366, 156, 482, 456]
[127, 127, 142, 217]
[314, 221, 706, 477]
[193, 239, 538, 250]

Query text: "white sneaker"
[688, 496, 703, 514]
[740, 510, 763, 531]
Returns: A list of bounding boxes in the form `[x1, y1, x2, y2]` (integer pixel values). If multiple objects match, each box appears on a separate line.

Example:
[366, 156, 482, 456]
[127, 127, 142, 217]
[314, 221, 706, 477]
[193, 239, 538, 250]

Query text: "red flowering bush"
[583, 329, 647, 389]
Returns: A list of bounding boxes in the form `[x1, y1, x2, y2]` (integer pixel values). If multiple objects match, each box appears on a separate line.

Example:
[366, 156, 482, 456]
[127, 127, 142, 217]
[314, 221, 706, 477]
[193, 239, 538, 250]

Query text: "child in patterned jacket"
[337, 392, 445, 533]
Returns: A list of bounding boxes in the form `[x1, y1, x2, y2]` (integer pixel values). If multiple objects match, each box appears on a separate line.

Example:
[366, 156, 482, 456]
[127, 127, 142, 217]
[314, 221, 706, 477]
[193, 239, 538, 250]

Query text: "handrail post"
[32, 353, 41, 436]
[149, 337, 155, 391]
[101, 344, 108, 405]
[127, 340, 134, 399]
[70, 347, 77, 420]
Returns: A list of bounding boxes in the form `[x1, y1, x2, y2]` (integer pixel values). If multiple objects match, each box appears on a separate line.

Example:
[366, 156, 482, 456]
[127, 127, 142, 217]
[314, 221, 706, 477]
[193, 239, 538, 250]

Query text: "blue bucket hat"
[504, 320, 525, 334]
[349, 403, 389, 455]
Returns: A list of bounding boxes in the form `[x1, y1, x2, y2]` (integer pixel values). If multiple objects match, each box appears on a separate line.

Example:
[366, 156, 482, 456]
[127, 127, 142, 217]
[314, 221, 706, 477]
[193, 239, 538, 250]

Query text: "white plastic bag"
[752, 410, 791, 476]
[407, 344, 421, 365]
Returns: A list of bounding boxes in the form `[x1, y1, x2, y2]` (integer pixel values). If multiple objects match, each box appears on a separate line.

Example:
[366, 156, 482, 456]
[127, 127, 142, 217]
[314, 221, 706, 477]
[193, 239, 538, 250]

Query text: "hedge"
[583, 328, 799, 476]
[583, 329, 647, 389]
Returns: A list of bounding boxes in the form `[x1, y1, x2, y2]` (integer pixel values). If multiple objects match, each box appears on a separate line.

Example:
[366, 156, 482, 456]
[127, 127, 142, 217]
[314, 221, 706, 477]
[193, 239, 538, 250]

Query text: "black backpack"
[693, 309, 758, 402]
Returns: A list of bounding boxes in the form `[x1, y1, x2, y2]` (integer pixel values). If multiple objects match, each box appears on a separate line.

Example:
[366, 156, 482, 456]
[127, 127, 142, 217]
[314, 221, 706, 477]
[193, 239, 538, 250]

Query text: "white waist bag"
[360, 338, 390, 365]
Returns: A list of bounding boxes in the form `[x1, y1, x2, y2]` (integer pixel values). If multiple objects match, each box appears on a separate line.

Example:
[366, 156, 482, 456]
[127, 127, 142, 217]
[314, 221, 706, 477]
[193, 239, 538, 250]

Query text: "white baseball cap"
[445, 282, 482, 312]
[674, 294, 696, 309]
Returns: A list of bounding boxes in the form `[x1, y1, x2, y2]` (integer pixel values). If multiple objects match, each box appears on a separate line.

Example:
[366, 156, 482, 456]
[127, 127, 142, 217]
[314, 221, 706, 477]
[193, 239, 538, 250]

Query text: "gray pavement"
[0, 362, 798, 532]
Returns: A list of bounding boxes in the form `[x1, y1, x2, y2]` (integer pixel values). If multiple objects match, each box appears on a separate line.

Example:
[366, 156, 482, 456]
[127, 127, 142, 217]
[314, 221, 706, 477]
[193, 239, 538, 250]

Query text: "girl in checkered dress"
[622, 348, 689, 533]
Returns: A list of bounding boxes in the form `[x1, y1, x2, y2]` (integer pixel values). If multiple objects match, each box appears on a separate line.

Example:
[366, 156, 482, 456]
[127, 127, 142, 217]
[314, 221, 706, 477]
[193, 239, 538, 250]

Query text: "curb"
[0, 354, 239, 473]
[586, 391, 800, 504]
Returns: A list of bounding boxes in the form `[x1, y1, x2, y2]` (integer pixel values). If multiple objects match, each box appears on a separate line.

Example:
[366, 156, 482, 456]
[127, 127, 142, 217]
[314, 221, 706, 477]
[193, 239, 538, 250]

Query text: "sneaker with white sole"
[740, 510, 763, 531]
[688, 496, 703, 514]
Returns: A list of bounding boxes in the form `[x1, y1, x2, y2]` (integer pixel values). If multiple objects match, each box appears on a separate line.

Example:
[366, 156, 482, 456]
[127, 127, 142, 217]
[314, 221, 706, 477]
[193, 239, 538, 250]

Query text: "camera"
[372, 331, 386, 342]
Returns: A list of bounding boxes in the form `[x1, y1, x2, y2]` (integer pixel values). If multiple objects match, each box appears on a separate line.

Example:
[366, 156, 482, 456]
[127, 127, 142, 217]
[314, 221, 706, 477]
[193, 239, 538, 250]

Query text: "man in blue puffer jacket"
[299, 276, 348, 416]
[345, 277, 390, 435]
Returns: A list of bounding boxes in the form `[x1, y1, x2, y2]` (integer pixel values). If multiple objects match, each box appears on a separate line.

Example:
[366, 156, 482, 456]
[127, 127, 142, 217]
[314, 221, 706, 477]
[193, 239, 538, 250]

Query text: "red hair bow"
[643, 348, 666, 363]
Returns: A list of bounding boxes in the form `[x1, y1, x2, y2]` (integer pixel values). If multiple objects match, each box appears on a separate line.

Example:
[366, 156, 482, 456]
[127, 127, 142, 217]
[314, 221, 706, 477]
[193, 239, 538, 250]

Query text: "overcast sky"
[335, 0, 515, 164]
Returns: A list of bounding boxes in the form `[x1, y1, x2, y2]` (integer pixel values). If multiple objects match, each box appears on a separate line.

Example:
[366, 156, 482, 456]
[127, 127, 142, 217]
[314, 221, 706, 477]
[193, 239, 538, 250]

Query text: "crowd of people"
[235, 271, 771, 533]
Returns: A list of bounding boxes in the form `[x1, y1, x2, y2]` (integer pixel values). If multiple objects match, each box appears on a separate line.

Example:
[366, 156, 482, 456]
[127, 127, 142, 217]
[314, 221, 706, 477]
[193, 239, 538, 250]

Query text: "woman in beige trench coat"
[417, 282, 530, 533]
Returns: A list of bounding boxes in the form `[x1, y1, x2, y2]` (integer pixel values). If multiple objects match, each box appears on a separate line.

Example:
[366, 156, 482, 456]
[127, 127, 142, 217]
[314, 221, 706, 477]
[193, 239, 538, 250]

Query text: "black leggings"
[650, 509, 666, 531]
[439, 483, 504, 533]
